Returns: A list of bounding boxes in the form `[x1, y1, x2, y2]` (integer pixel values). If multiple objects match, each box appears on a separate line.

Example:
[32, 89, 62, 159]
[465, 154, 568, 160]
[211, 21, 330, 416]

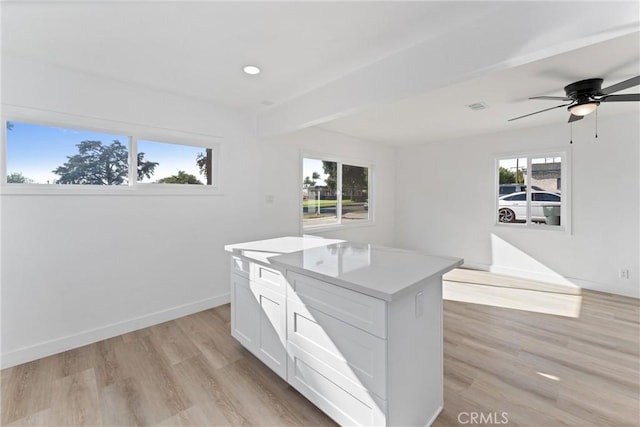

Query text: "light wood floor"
[436, 283, 639, 427]
[2, 277, 639, 426]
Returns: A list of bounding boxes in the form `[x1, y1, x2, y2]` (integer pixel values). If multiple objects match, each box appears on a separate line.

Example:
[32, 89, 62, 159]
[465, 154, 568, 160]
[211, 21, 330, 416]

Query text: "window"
[341, 164, 369, 223]
[5, 121, 129, 185]
[3, 120, 218, 191]
[497, 153, 568, 229]
[302, 156, 370, 228]
[137, 140, 213, 185]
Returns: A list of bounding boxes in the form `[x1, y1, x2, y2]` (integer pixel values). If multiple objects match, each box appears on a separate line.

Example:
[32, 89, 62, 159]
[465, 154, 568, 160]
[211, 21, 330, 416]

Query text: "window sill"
[303, 219, 375, 234]
[0, 184, 223, 196]
[493, 221, 570, 234]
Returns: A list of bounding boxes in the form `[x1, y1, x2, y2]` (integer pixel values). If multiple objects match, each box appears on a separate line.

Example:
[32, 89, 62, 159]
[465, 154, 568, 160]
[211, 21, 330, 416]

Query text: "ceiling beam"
[257, 2, 639, 138]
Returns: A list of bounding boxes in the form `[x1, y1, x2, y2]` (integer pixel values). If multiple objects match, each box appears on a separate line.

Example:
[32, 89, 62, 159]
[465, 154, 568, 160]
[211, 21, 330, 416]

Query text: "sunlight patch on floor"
[536, 371, 560, 381]
[443, 280, 582, 318]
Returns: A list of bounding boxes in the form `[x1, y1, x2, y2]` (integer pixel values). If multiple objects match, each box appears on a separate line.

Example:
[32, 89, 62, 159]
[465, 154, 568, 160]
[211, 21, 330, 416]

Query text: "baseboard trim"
[426, 404, 444, 426]
[463, 261, 580, 287]
[461, 262, 638, 299]
[1, 293, 230, 369]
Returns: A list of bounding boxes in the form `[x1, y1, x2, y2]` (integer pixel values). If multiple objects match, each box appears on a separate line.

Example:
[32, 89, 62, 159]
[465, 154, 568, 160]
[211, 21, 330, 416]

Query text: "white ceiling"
[2, 1, 639, 145]
[2, 1, 486, 108]
[319, 33, 640, 145]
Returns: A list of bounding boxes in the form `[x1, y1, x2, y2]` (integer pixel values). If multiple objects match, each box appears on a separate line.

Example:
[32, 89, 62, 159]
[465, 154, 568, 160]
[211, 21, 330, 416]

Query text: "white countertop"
[225, 236, 463, 301]
[224, 236, 345, 264]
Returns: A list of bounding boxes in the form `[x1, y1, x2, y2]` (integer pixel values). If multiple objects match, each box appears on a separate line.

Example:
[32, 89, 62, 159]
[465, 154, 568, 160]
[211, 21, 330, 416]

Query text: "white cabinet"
[226, 238, 461, 427]
[229, 257, 287, 379]
[286, 298, 387, 425]
[285, 270, 444, 426]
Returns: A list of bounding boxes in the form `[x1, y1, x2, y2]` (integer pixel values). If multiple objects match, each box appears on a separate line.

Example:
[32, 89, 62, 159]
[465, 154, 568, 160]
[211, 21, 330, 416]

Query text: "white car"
[498, 191, 561, 223]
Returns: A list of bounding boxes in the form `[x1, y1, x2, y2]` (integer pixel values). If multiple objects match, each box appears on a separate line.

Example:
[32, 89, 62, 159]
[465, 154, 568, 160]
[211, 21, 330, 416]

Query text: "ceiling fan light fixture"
[568, 101, 599, 116]
[242, 65, 261, 75]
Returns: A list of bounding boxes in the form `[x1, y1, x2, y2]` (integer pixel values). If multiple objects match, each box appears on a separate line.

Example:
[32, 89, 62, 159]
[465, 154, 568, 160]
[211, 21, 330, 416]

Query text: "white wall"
[0, 55, 396, 367]
[395, 112, 640, 298]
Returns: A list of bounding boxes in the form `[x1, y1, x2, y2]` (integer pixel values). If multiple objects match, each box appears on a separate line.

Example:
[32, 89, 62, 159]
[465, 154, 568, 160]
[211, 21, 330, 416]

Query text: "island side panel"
[387, 275, 444, 426]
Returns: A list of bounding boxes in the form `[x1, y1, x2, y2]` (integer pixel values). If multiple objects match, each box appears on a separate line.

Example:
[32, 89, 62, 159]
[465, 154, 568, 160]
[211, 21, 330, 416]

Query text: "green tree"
[322, 161, 338, 192]
[322, 161, 368, 200]
[303, 176, 314, 187]
[499, 166, 524, 184]
[53, 140, 158, 185]
[157, 171, 202, 184]
[303, 171, 321, 188]
[7, 172, 33, 183]
[342, 164, 368, 201]
[6, 121, 13, 131]
[196, 148, 213, 185]
[137, 152, 158, 181]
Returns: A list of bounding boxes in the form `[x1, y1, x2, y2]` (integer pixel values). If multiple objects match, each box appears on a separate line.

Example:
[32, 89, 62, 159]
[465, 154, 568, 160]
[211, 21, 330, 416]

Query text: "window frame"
[1, 115, 222, 196]
[300, 151, 374, 233]
[494, 149, 571, 233]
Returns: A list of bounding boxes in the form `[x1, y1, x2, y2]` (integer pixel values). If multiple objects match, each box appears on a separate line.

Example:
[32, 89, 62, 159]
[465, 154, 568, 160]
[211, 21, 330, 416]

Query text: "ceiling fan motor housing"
[564, 78, 603, 99]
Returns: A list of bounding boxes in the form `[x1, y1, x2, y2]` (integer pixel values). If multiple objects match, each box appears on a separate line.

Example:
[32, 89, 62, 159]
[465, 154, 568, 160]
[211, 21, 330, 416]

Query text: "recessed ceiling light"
[243, 65, 261, 75]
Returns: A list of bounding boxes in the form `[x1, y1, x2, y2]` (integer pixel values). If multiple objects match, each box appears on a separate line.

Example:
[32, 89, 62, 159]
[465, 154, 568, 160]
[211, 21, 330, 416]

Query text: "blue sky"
[6, 122, 206, 184]
[137, 140, 204, 184]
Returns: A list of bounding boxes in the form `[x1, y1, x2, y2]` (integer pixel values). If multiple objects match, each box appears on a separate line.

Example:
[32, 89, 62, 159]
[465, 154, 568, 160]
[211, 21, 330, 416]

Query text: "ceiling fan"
[509, 75, 640, 123]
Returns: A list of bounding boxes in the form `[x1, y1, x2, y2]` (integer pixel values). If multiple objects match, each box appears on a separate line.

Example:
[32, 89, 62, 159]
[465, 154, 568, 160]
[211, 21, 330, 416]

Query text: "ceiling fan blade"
[508, 103, 572, 122]
[568, 114, 583, 123]
[529, 96, 571, 101]
[600, 94, 640, 102]
[600, 76, 640, 95]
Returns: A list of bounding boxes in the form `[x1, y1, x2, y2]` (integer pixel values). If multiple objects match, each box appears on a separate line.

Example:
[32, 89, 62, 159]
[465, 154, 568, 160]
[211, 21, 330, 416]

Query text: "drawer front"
[230, 256, 250, 278]
[288, 299, 386, 399]
[287, 271, 387, 338]
[251, 263, 286, 295]
[288, 342, 386, 427]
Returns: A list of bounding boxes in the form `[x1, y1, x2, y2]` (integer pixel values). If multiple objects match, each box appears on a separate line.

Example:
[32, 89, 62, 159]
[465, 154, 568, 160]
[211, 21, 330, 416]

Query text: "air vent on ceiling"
[467, 102, 488, 111]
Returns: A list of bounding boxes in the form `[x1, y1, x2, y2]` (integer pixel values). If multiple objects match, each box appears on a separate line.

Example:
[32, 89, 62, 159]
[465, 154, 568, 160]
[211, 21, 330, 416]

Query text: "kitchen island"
[224, 236, 462, 426]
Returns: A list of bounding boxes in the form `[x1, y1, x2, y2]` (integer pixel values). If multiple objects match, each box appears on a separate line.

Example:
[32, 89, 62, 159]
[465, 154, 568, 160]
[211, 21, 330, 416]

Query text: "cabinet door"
[230, 272, 259, 350]
[230, 272, 287, 379]
[255, 283, 287, 379]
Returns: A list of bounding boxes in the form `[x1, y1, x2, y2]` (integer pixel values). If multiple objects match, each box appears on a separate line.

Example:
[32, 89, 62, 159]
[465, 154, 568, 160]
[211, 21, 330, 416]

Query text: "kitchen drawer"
[288, 298, 386, 399]
[287, 271, 387, 338]
[230, 256, 250, 278]
[288, 342, 386, 427]
[251, 262, 286, 295]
